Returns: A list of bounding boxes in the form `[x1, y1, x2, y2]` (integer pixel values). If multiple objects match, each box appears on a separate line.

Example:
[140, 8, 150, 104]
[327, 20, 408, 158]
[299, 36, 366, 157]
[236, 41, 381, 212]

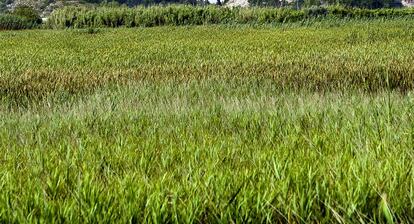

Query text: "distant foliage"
[0, 0, 6, 13]
[250, 0, 401, 8]
[0, 5, 42, 30]
[0, 13, 35, 30]
[86, 0, 209, 6]
[11, 5, 42, 25]
[46, 5, 414, 28]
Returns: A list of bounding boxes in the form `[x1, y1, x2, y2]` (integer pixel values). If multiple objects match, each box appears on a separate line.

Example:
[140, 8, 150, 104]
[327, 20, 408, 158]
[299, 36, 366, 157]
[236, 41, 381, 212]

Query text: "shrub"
[0, 5, 43, 30]
[304, 6, 328, 18]
[12, 5, 42, 25]
[0, 13, 33, 30]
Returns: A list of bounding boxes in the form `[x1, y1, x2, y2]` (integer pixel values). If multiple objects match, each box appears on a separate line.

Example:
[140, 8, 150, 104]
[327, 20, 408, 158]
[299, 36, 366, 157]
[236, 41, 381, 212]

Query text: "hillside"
[0, 0, 89, 17]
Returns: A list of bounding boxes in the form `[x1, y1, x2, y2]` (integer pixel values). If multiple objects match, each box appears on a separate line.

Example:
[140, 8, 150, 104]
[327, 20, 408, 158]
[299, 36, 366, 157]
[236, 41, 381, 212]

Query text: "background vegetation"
[45, 5, 414, 28]
[0, 13, 30, 29]
[0, 0, 409, 17]
[2, 2, 414, 30]
[0, 19, 414, 222]
[0, 5, 41, 29]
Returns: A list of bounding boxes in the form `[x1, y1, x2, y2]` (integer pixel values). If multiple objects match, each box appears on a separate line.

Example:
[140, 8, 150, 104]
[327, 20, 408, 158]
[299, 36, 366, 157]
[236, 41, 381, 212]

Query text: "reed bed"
[0, 19, 413, 222]
[1, 19, 414, 99]
[46, 5, 414, 28]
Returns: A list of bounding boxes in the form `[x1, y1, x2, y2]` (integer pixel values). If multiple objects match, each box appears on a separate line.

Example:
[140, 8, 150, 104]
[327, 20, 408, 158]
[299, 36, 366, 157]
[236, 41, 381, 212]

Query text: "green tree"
[0, 0, 7, 13]
[12, 5, 41, 24]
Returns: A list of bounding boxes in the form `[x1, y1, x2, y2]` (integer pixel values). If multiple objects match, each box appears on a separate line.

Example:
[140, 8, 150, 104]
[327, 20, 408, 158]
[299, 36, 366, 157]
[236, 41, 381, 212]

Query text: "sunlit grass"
[0, 19, 413, 222]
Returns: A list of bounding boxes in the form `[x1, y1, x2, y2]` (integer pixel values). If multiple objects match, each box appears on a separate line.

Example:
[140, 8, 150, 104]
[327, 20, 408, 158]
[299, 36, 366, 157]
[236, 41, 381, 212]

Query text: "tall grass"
[0, 19, 413, 222]
[2, 19, 414, 100]
[1, 82, 414, 223]
[46, 5, 414, 28]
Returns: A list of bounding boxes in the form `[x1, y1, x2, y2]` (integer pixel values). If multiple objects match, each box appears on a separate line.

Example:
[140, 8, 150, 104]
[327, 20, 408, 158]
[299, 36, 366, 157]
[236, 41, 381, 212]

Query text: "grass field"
[1, 19, 414, 223]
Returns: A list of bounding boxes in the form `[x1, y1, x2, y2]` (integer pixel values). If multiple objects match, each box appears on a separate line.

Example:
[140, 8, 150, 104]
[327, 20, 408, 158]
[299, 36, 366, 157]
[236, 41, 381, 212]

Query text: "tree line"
[84, 0, 403, 8]
[84, 0, 402, 8]
[0, 0, 405, 15]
